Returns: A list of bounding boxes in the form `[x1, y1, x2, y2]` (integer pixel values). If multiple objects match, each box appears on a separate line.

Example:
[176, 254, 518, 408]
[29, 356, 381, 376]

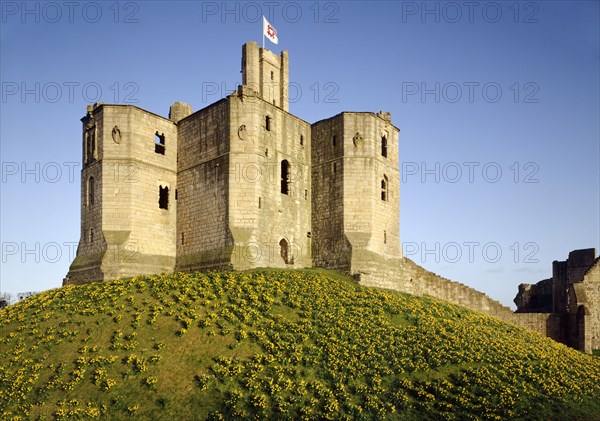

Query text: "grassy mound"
[1, 270, 599, 420]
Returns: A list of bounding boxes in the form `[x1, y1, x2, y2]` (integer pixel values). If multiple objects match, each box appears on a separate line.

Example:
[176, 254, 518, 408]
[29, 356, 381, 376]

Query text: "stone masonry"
[514, 249, 600, 353]
[65, 42, 598, 353]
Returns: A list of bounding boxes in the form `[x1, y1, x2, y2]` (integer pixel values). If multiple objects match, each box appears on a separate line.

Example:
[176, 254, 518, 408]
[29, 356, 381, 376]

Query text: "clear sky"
[1, 1, 599, 308]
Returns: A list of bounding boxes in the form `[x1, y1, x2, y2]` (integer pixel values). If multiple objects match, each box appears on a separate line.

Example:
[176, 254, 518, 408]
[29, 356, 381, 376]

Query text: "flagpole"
[262, 16, 265, 49]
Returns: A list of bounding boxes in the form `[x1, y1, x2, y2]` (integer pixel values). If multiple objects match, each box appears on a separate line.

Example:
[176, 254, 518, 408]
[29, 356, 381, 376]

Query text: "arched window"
[381, 135, 388, 158]
[381, 175, 388, 202]
[281, 160, 290, 195]
[88, 177, 95, 206]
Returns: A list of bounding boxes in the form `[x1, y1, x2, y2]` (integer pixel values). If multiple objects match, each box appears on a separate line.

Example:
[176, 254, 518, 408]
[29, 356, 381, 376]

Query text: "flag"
[263, 16, 278, 45]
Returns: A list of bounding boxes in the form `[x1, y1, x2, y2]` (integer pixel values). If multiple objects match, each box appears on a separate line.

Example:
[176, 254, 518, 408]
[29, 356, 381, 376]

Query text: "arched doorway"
[279, 238, 290, 264]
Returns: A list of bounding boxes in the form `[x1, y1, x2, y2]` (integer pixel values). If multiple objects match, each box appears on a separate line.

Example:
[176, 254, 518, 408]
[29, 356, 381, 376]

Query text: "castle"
[65, 42, 599, 354]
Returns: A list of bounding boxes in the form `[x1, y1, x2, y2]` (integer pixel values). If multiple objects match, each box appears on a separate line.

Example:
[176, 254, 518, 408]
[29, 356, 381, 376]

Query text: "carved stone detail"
[238, 124, 246, 140]
[112, 126, 121, 144]
[353, 132, 363, 148]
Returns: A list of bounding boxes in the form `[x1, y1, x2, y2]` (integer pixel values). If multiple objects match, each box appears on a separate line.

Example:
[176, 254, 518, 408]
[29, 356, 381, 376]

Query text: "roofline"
[177, 97, 229, 124]
[80, 102, 399, 132]
[81, 103, 176, 124]
[312, 111, 400, 132]
[228, 91, 312, 126]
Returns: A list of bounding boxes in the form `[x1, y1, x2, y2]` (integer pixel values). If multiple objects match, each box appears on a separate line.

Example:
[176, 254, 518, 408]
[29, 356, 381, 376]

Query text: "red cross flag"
[263, 16, 278, 45]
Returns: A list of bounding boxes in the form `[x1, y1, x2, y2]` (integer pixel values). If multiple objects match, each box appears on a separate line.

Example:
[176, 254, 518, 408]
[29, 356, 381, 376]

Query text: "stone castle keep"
[65, 42, 599, 353]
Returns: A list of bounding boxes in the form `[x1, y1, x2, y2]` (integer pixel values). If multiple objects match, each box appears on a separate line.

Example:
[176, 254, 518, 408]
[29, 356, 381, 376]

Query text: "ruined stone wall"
[354, 254, 554, 336]
[567, 249, 596, 283]
[582, 259, 600, 351]
[175, 100, 231, 271]
[66, 104, 178, 284]
[391, 258, 517, 322]
[514, 278, 553, 313]
[228, 91, 311, 269]
[552, 260, 568, 313]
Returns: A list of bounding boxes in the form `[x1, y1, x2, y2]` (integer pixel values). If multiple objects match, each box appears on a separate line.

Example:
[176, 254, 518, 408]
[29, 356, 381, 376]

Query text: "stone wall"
[351, 253, 561, 339]
[175, 100, 232, 271]
[514, 278, 552, 313]
[311, 114, 349, 271]
[514, 249, 598, 353]
[581, 259, 600, 351]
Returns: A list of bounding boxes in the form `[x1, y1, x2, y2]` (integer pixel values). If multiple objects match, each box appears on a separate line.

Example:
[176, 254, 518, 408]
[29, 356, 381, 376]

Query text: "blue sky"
[1, 1, 599, 308]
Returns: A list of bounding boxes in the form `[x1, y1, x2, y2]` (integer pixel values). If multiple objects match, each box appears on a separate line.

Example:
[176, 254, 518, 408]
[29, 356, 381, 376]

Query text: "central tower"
[242, 42, 289, 112]
[175, 42, 311, 272]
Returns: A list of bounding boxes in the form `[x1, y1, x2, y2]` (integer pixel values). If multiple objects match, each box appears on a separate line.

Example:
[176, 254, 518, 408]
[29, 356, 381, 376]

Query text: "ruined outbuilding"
[515, 249, 600, 353]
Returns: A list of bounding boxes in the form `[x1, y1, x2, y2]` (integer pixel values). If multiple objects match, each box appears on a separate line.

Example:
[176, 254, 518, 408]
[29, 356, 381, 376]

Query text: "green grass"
[1, 269, 599, 420]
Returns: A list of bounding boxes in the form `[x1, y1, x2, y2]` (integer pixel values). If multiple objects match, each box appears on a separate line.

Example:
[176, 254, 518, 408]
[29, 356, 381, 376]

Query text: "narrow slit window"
[258, 197, 262, 209]
[155, 132, 165, 155]
[384, 231, 387, 244]
[89, 228, 94, 243]
[281, 160, 290, 195]
[381, 135, 388, 157]
[300, 134, 304, 146]
[159, 185, 169, 209]
[265, 116, 271, 131]
[332, 135, 337, 147]
[181, 232, 185, 245]
[88, 176, 95, 206]
[304, 189, 308, 200]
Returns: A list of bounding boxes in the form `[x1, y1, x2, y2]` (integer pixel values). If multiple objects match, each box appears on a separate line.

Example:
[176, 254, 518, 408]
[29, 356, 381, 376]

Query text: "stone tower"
[311, 112, 401, 281]
[174, 42, 311, 272]
[241, 41, 289, 112]
[65, 103, 179, 284]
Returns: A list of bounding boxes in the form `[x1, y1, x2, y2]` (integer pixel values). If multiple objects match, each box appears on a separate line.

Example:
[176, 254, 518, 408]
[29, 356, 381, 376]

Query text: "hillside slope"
[1, 270, 599, 420]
